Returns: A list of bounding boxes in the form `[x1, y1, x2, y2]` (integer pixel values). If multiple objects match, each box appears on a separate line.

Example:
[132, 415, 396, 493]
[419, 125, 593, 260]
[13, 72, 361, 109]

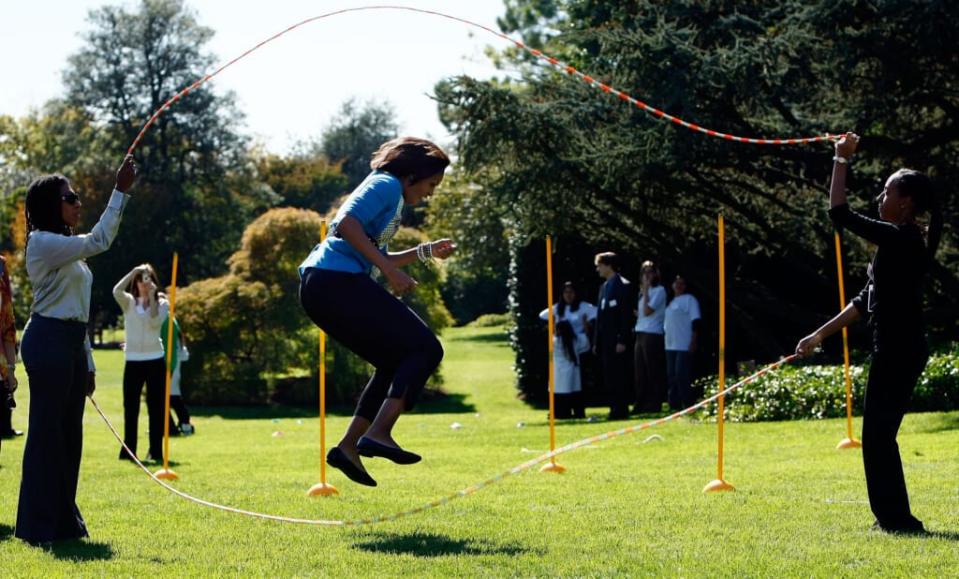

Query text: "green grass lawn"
[1, 325, 958, 576]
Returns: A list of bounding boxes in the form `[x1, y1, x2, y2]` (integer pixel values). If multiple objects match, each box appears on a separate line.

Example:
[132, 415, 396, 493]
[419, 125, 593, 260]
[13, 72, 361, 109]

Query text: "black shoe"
[119, 449, 137, 461]
[1, 429, 23, 438]
[607, 411, 629, 421]
[357, 436, 422, 465]
[326, 447, 377, 486]
[872, 517, 927, 535]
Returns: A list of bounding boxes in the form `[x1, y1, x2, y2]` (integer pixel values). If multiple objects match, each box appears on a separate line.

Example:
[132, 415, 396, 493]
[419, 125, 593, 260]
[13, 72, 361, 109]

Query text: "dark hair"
[641, 260, 661, 286]
[556, 320, 578, 365]
[890, 169, 942, 261]
[594, 251, 621, 271]
[127, 263, 160, 301]
[370, 136, 450, 183]
[25, 174, 71, 245]
[558, 281, 581, 317]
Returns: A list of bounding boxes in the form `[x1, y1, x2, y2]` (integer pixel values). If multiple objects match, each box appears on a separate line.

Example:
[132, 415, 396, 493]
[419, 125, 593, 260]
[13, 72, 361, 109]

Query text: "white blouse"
[26, 189, 129, 371]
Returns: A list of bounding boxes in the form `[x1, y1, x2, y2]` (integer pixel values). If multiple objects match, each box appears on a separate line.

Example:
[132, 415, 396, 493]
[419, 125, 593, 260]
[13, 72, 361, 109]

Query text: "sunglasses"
[61, 192, 81, 205]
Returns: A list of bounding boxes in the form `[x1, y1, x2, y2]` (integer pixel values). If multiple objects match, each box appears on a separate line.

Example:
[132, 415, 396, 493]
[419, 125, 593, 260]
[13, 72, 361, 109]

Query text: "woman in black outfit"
[796, 133, 943, 534]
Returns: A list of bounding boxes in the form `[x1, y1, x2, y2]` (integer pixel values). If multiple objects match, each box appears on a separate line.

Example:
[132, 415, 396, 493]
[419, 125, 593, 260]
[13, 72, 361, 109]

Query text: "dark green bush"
[698, 348, 959, 422]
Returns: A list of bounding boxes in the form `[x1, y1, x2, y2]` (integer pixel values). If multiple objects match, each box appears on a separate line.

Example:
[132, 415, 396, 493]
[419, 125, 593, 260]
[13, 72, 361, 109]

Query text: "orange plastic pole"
[309, 221, 338, 495]
[834, 231, 861, 449]
[541, 235, 565, 473]
[705, 215, 733, 492]
[155, 253, 179, 480]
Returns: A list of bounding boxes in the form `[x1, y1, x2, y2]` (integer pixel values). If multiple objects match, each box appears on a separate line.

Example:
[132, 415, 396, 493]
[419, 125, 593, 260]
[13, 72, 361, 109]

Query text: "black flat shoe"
[357, 436, 422, 465]
[326, 447, 377, 487]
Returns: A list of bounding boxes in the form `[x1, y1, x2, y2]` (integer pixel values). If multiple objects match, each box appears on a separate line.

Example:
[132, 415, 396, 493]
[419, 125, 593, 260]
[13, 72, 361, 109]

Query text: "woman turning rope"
[16, 156, 137, 544]
[298, 137, 455, 487]
[795, 133, 943, 534]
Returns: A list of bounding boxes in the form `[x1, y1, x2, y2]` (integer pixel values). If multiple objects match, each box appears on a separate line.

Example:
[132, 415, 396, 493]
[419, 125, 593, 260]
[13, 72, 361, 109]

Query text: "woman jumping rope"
[298, 136, 455, 487]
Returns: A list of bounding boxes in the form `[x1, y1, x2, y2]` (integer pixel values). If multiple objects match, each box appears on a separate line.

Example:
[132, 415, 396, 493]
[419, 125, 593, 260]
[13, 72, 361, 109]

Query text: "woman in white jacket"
[114, 263, 168, 462]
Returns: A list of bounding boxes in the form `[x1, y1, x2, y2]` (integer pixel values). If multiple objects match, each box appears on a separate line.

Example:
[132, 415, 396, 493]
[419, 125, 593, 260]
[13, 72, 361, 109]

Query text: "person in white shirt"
[633, 261, 668, 413]
[539, 282, 597, 418]
[16, 156, 136, 545]
[664, 275, 701, 410]
[114, 264, 169, 462]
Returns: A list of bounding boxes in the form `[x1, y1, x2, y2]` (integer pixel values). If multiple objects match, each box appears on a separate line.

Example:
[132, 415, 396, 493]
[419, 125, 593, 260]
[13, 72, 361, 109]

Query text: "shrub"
[697, 349, 959, 422]
[468, 313, 511, 327]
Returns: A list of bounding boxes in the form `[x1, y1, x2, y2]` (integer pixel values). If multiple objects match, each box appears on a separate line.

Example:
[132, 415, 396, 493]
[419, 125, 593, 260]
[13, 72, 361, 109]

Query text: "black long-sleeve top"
[828, 203, 928, 353]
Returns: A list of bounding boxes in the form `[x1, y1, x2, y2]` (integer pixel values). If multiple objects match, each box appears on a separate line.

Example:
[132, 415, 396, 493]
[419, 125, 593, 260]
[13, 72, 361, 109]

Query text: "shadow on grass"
[1, 525, 115, 561]
[915, 412, 959, 433]
[352, 531, 535, 558]
[43, 539, 115, 561]
[928, 531, 959, 541]
[190, 392, 475, 420]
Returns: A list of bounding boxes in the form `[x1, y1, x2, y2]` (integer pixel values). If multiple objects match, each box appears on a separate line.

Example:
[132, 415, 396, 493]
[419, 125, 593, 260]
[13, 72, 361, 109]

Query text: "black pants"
[299, 268, 443, 422]
[600, 345, 632, 418]
[15, 315, 89, 543]
[554, 392, 585, 419]
[862, 348, 929, 528]
[170, 395, 190, 426]
[666, 350, 695, 410]
[634, 332, 667, 412]
[121, 358, 166, 459]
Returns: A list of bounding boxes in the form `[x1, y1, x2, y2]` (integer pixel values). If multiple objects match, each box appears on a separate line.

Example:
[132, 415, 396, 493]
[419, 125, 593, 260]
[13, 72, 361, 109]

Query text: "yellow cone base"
[154, 468, 179, 481]
[540, 461, 566, 474]
[703, 479, 735, 493]
[836, 437, 862, 450]
[307, 482, 339, 497]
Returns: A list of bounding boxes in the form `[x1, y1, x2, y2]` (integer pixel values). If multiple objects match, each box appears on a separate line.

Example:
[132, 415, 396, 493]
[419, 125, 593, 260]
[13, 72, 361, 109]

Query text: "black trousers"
[554, 392, 585, 419]
[170, 395, 191, 426]
[15, 315, 89, 543]
[299, 268, 443, 422]
[634, 332, 667, 412]
[121, 358, 166, 459]
[600, 345, 632, 417]
[862, 347, 929, 527]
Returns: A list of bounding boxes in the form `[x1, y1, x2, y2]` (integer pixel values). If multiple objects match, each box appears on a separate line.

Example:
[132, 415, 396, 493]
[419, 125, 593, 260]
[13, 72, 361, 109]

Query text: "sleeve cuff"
[107, 189, 131, 212]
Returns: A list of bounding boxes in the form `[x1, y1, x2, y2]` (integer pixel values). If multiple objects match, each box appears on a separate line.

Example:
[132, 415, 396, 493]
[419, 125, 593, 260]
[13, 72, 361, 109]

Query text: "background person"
[633, 260, 667, 413]
[1, 255, 21, 447]
[593, 252, 634, 420]
[664, 275, 701, 410]
[540, 281, 596, 418]
[114, 263, 168, 462]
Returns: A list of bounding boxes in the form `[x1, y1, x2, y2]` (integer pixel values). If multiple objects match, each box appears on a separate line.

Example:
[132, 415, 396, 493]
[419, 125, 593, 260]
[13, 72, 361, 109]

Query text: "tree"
[63, 0, 275, 328]
[425, 168, 510, 324]
[432, 0, 959, 395]
[318, 98, 399, 191]
[255, 152, 348, 213]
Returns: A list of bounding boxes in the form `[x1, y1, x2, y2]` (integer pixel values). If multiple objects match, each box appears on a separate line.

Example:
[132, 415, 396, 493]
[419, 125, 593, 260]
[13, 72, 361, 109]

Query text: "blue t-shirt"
[298, 171, 404, 275]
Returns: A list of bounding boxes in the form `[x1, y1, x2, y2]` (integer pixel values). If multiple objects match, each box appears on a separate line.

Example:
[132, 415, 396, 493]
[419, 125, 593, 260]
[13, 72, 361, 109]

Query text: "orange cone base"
[154, 468, 179, 481]
[836, 437, 862, 449]
[307, 482, 340, 497]
[703, 479, 735, 493]
[540, 461, 566, 474]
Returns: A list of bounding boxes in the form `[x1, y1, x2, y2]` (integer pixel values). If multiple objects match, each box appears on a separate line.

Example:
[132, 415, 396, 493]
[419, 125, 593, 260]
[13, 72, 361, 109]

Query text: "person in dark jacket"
[593, 252, 635, 420]
[796, 132, 943, 535]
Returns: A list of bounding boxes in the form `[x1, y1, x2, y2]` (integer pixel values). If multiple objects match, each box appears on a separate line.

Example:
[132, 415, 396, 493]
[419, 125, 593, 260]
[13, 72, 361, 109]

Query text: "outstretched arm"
[795, 302, 861, 357]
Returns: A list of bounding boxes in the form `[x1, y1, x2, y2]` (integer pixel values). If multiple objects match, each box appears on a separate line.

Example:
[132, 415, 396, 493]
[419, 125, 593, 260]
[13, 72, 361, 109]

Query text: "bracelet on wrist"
[833, 155, 849, 164]
[416, 242, 434, 264]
